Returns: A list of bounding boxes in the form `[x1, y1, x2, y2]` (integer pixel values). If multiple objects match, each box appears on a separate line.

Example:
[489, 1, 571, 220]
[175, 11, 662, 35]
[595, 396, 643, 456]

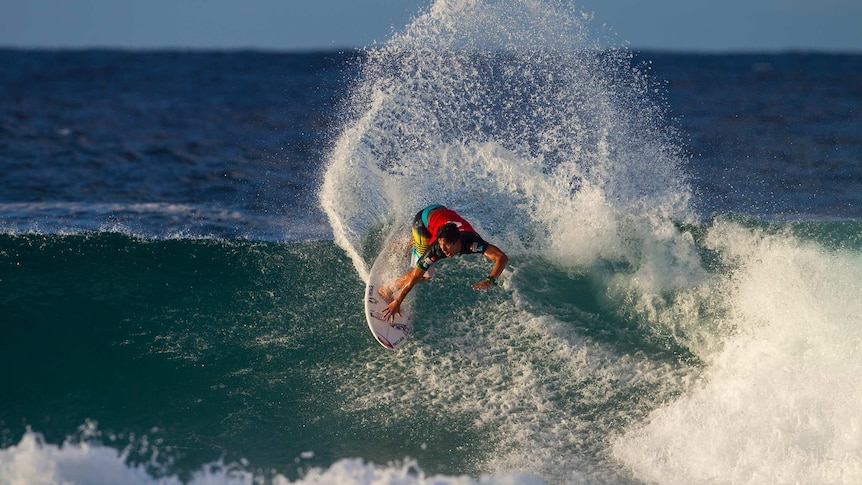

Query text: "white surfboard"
[364, 242, 414, 349]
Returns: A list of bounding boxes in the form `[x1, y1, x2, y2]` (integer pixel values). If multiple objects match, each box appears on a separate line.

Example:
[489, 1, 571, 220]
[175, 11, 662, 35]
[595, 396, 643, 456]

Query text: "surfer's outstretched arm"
[472, 244, 508, 291]
[381, 267, 425, 322]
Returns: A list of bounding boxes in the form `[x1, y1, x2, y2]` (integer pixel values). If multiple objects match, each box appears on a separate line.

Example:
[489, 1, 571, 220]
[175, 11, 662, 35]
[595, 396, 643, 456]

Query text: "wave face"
[2, 221, 862, 484]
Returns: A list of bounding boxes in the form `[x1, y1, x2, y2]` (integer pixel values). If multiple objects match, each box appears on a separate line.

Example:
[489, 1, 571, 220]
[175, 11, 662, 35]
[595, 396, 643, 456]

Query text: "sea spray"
[320, 0, 694, 278]
[319, 1, 706, 482]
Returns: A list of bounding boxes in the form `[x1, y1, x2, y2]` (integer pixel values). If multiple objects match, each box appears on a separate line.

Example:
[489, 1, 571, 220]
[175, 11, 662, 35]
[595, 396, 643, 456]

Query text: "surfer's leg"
[378, 282, 396, 302]
[379, 270, 410, 302]
[378, 268, 428, 302]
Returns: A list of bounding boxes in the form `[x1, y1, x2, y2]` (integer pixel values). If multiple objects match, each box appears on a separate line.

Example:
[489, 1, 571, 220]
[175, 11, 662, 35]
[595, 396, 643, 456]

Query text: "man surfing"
[379, 205, 509, 322]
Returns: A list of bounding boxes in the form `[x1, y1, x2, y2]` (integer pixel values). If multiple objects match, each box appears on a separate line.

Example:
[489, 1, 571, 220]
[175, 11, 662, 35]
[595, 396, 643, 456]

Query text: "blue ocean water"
[2, 1, 861, 484]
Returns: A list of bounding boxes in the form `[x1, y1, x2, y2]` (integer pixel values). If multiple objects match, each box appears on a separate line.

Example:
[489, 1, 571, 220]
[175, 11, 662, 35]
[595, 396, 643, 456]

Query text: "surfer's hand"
[472, 276, 495, 291]
[382, 299, 401, 322]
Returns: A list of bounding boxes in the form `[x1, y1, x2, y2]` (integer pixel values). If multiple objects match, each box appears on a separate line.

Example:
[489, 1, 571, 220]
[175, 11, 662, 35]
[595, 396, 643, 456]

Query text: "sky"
[1, 0, 860, 53]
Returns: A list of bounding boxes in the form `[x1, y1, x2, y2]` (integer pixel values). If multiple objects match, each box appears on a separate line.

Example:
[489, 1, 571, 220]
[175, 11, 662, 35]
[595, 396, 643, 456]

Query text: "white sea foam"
[0, 430, 548, 485]
[613, 221, 862, 484]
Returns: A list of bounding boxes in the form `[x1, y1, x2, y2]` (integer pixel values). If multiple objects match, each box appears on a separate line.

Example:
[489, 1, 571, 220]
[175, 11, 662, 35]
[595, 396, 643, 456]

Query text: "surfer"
[379, 205, 508, 322]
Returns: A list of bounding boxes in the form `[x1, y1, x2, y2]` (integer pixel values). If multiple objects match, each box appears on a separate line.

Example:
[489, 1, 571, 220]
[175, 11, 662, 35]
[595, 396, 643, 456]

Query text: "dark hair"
[436, 222, 460, 242]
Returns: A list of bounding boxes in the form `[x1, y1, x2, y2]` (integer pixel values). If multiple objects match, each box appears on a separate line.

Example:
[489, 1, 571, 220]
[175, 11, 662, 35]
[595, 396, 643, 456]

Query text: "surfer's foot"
[378, 285, 395, 303]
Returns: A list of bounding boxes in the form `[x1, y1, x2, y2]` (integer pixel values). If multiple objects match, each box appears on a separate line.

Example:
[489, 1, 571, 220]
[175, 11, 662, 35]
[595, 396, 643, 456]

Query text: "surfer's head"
[436, 222, 462, 257]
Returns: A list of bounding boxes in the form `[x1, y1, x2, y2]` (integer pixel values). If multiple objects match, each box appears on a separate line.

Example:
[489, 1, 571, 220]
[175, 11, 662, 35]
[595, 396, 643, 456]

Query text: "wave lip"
[0, 201, 328, 240]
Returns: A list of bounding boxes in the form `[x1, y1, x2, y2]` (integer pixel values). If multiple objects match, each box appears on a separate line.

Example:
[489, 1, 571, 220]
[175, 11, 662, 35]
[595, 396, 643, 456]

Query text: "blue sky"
[1, 0, 860, 52]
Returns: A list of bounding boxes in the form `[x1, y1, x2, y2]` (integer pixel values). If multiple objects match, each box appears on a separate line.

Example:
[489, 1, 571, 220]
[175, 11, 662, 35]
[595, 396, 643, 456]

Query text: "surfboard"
[364, 241, 414, 349]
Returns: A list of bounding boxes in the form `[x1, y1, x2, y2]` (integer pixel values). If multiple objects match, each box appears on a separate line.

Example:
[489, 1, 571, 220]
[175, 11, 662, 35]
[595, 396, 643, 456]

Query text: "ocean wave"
[0, 430, 549, 485]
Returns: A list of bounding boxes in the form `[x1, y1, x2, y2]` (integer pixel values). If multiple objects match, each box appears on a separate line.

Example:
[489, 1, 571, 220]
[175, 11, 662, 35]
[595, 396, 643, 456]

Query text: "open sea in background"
[2, 1, 861, 484]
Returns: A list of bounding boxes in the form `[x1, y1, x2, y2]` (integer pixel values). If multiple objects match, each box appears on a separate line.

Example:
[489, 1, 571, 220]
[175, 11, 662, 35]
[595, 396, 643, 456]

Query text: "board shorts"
[411, 205, 442, 257]
[411, 204, 444, 278]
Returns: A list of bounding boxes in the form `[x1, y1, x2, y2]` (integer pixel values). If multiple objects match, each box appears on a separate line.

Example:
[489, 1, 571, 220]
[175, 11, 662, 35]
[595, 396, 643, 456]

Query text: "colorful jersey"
[424, 207, 477, 237]
[411, 206, 488, 271]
